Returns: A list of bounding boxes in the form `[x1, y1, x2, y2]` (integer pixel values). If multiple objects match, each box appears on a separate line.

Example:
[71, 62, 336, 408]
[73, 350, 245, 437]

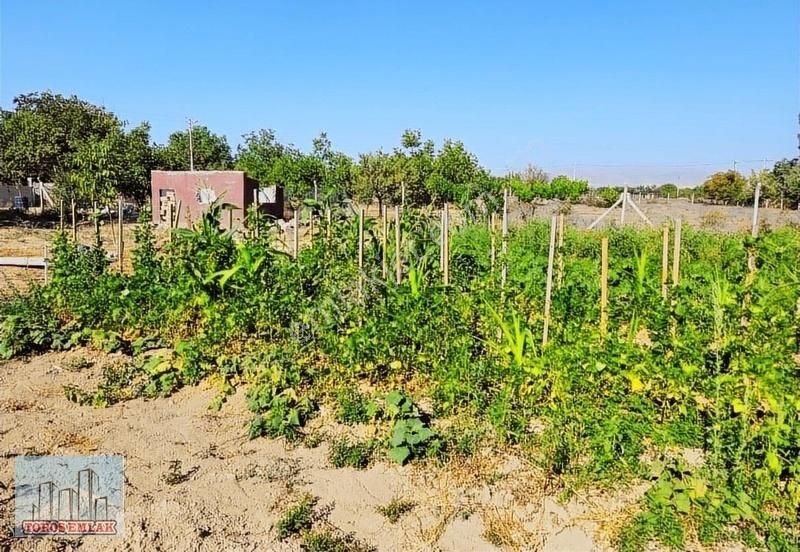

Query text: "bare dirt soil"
[0, 352, 753, 552]
[0, 351, 642, 551]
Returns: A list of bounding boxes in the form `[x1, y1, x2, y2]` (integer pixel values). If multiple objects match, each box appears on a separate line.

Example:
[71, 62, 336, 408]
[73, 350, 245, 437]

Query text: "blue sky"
[1, 0, 798, 185]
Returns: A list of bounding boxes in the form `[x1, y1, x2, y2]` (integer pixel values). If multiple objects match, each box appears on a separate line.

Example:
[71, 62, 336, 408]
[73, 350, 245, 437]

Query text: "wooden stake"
[326, 208, 331, 241]
[490, 213, 496, 272]
[293, 209, 299, 260]
[395, 205, 402, 284]
[501, 189, 509, 287]
[358, 207, 364, 298]
[661, 224, 669, 299]
[43, 245, 48, 284]
[442, 203, 450, 286]
[751, 182, 761, 238]
[600, 236, 609, 338]
[543, 215, 557, 346]
[71, 198, 77, 242]
[381, 205, 387, 279]
[92, 201, 100, 247]
[556, 212, 565, 288]
[671, 218, 682, 287]
[439, 208, 445, 273]
[253, 189, 259, 239]
[118, 198, 124, 272]
[169, 202, 175, 243]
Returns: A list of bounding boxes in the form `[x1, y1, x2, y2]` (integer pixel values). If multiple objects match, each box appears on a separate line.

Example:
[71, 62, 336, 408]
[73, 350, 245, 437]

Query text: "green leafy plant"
[276, 494, 317, 540]
[328, 438, 375, 469]
[377, 498, 415, 524]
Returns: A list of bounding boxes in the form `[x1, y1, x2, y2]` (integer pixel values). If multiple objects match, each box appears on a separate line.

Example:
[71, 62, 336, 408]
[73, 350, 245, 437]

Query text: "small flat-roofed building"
[150, 170, 283, 229]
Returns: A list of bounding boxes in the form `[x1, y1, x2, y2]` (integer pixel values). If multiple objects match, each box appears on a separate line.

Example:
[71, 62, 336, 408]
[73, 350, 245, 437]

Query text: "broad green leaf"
[389, 446, 411, 465]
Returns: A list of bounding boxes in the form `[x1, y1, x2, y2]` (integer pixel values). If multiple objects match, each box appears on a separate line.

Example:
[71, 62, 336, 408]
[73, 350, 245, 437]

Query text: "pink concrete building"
[150, 170, 283, 229]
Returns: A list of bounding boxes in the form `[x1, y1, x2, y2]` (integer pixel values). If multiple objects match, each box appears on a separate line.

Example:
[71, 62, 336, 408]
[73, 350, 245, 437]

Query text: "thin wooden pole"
[117, 198, 124, 272]
[439, 207, 445, 274]
[43, 245, 48, 284]
[59, 199, 64, 232]
[395, 205, 402, 284]
[490, 213, 496, 272]
[443, 203, 450, 285]
[326, 208, 332, 241]
[661, 224, 669, 299]
[751, 182, 761, 238]
[70, 198, 77, 242]
[671, 218, 682, 287]
[620, 186, 628, 225]
[107, 205, 118, 250]
[600, 237, 609, 338]
[253, 189, 259, 239]
[358, 207, 364, 298]
[169, 202, 175, 243]
[543, 215, 557, 346]
[175, 200, 182, 228]
[293, 209, 299, 260]
[556, 212, 565, 288]
[92, 201, 99, 247]
[501, 189, 509, 287]
[381, 205, 388, 279]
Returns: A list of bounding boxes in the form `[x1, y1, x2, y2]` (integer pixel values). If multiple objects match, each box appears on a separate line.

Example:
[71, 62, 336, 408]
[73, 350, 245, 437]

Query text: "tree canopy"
[5, 90, 799, 212]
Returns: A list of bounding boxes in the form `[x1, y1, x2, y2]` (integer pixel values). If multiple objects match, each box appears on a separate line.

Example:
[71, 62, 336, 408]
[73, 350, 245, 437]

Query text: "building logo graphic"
[15, 456, 124, 537]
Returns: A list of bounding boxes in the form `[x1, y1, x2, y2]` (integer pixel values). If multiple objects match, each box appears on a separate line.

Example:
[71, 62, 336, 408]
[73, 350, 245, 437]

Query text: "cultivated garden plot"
[1, 201, 799, 551]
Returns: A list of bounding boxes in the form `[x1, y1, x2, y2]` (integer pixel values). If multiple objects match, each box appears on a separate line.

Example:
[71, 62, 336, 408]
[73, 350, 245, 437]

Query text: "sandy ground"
[0, 350, 662, 552]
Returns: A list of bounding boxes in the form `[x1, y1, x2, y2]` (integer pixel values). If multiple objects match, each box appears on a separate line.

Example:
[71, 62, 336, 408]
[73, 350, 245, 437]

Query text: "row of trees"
[0, 92, 591, 209]
[2, 92, 799, 210]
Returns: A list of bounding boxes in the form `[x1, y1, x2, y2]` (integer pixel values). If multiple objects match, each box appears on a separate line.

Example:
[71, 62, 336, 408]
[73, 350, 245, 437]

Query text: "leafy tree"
[391, 130, 435, 205]
[657, 183, 678, 197]
[356, 151, 395, 209]
[234, 128, 286, 185]
[158, 125, 232, 171]
[271, 149, 324, 208]
[772, 158, 800, 208]
[428, 140, 484, 204]
[118, 122, 157, 203]
[701, 171, 747, 204]
[66, 130, 125, 204]
[312, 132, 355, 201]
[0, 92, 119, 184]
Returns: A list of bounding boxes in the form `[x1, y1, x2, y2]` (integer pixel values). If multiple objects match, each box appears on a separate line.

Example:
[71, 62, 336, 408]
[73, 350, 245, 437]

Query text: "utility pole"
[187, 118, 197, 171]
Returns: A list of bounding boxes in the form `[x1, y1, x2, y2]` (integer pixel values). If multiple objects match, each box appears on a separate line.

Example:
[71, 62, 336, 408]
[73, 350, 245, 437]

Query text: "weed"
[377, 498, 415, 524]
[335, 388, 378, 425]
[301, 529, 376, 552]
[162, 460, 199, 485]
[328, 438, 375, 469]
[62, 355, 92, 372]
[276, 494, 317, 540]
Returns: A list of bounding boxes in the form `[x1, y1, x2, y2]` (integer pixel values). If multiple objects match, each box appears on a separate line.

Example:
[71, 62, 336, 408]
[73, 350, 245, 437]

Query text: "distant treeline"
[1, 92, 798, 209]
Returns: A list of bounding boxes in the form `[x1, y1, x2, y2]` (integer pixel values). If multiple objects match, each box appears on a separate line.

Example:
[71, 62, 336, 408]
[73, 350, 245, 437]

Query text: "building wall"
[150, 171, 284, 229]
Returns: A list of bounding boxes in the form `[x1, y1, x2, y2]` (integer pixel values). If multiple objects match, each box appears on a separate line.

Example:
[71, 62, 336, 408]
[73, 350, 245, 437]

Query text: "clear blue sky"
[1, 0, 798, 185]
